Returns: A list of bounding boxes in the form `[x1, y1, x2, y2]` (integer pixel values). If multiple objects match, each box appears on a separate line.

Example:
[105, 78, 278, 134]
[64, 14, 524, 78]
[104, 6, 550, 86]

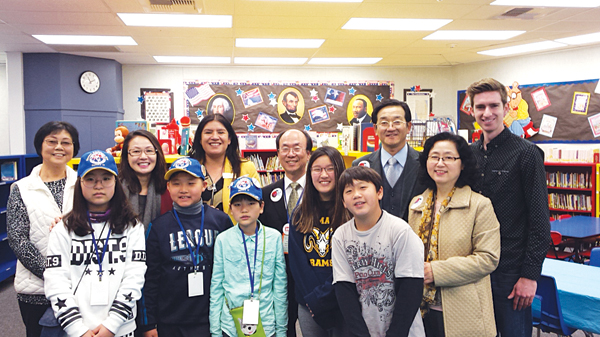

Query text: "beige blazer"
[408, 185, 501, 337]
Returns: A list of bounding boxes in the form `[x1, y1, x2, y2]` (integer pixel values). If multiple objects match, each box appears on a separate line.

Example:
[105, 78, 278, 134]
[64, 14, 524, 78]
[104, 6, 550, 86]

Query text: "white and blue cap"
[229, 176, 263, 202]
[77, 150, 118, 177]
[164, 157, 205, 180]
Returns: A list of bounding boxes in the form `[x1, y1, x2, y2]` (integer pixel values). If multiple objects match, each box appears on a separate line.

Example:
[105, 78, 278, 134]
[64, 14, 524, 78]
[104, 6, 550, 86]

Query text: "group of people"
[7, 77, 550, 337]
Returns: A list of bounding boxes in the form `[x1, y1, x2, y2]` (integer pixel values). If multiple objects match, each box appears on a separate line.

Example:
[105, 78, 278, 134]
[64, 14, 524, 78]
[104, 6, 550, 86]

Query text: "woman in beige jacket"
[408, 132, 501, 337]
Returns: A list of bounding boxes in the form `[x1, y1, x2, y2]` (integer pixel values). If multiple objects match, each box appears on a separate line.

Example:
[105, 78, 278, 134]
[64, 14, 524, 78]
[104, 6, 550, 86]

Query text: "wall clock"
[80, 71, 100, 94]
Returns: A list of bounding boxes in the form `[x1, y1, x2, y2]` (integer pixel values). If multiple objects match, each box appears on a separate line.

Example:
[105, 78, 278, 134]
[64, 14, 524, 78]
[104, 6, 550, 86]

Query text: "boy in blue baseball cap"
[140, 157, 232, 337]
[210, 176, 288, 337]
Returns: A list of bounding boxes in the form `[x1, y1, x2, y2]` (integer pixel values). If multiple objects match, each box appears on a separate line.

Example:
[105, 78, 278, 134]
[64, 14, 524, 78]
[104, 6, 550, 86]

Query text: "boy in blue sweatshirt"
[210, 176, 287, 337]
[141, 157, 232, 337]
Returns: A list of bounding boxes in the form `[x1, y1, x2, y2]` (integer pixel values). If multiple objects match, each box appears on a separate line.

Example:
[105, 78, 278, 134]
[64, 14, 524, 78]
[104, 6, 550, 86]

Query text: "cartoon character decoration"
[106, 126, 129, 157]
[505, 81, 539, 138]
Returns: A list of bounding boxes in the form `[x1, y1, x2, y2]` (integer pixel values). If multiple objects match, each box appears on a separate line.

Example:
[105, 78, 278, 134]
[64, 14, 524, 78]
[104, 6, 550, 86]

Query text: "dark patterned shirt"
[471, 128, 550, 280]
[7, 178, 66, 304]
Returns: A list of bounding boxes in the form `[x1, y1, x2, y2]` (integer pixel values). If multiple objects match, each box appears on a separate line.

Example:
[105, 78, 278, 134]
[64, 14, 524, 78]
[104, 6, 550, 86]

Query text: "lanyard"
[283, 185, 304, 224]
[240, 224, 259, 298]
[173, 204, 205, 272]
[87, 213, 111, 282]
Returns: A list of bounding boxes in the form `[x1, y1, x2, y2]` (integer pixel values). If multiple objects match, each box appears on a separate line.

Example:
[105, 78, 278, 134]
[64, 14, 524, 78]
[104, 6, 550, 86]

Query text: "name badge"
[188, 272, 204, 297]
[282, 223, 290, 254]
[223, 172, 234, 179]
[90, 277, 109, 306]
[243, 299, 260, 325]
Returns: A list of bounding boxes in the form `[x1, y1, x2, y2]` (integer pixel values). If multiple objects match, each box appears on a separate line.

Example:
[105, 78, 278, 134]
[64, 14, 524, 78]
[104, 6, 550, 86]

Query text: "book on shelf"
[548, 193, 592, 211]
[1, 161, 17, 181]
[259, 172, 283, 186]
[546, 171, 591, 189]
[544, 148, 598, 163]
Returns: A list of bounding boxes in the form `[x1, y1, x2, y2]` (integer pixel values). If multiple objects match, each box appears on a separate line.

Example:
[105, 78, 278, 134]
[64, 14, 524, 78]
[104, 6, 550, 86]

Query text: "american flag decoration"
[185, 83, 215, 106]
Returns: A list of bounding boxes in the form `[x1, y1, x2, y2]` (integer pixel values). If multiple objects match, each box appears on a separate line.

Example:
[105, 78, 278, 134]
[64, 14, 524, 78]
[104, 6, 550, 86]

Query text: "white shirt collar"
[284, 175, 306, 191]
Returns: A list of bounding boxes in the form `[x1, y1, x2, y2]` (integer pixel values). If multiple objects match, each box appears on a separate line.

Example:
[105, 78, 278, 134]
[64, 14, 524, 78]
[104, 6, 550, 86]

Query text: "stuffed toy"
[106, 126, 129, 156]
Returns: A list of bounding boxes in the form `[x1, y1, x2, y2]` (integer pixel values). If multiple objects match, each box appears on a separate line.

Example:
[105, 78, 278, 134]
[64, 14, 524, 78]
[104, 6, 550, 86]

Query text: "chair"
[582, 247, 600, 267]
[558, 214, 572, 220]
[533, 275, 578, 336]
[546, 231, 576, 261]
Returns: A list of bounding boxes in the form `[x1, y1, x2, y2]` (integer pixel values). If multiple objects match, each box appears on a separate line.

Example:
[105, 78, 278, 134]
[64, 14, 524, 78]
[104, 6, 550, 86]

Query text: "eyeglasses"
[44, 139, 73, 148]
[279, 146, 304, 155]
[81, 175, 116, 188]
[311, 166, 335, 175]
[376, 120, 406, 129]
[427, 155, 461, 163]
[128, 148, 157, 157]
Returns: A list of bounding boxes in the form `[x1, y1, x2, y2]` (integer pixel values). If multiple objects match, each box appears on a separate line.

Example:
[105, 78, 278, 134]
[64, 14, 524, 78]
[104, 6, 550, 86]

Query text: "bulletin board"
[183, 80, 394, 134]
[458, 79, 600, 143]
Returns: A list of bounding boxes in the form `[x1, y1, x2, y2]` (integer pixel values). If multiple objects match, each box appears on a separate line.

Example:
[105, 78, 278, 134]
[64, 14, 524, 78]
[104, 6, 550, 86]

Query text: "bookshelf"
[545, 162, 596, 219]
[0, 154, 41, 282]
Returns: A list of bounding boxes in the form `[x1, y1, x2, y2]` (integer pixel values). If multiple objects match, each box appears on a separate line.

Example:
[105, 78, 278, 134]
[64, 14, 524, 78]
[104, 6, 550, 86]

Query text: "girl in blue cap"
[44, 150, 146, 337]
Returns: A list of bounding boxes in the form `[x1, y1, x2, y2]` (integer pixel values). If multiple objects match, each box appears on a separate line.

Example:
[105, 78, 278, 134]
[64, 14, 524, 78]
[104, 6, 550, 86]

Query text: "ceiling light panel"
[424, 30, 525, 40]
[236, 38, 325, 48]
[253, 0, 362, 2]
[478, 41, 567, 56]
[234, 57, 308, 65]
[32, 35, 137, 45]
[342, 18, 452, 31]
[490, 0, 600, 8]
[555, 32, 600, 45]
[154, 56, 231, 64]
[308, 57, 382, 65]
[118, 13, 232, 28]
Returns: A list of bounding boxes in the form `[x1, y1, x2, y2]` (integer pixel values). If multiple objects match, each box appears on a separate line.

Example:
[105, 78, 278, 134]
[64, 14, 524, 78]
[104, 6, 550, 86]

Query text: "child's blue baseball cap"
[164, 157, 205, 180]
[77, 150, 118, 177]
[229, 176, 263, 202]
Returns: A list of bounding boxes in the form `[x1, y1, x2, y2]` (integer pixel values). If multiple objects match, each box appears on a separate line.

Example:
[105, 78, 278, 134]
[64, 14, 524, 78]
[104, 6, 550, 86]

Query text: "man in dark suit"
[349, 98, 372, 125]
[280, 92, 301, 124]
[259, 129, 312, 337]
[352, 99, 425, 221]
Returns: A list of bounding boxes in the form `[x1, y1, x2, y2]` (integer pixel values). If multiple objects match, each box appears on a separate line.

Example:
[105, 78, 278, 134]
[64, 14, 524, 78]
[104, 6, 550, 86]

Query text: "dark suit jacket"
[352, 145, 425, 221]
[349, 114, 372, 125]
[280, 111, 298, 124]
[259, 178, 288, 232]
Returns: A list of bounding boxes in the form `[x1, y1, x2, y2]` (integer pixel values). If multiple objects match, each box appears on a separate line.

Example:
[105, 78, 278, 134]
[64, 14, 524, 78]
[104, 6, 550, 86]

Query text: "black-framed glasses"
[128, 148, 157, 157]
[427, 155, 461, 163]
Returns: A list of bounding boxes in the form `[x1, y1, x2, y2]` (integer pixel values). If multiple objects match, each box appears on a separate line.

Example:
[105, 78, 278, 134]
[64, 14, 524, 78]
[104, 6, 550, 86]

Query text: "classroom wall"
[0, 63, 8, 156]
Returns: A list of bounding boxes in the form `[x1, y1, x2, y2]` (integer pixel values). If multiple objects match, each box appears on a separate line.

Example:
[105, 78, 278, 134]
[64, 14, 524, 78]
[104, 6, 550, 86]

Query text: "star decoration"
[328, 105, 336, 114]
[430, 92, 437, 98]
[137, 96, 144, 103]
[56, 298, 67, 309]
[235, 88, 243, 96]
[108, 268, 116, 275]
[269, 99, 277, 107]
[247, 123, 255, 132]
[337, 123, 344, 131]
[268, 92, 276, 100]
[194, 109, 203, 119]
[304, 125, 312, 132]
[416, 85, 421, 92]
[84, 269, 91, 275]
[429, 112, 435, 117]
[348, 87, 356, 95]
[309, 88, 318, 97]
[242, 114, 250, 122]
[123, 292, 134, 301]
[311, 96, 319, 103]
[376, 94, 383, 102]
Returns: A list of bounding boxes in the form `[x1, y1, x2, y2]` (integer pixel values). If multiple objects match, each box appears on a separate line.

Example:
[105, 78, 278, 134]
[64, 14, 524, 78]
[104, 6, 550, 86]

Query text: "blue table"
[534, 258, 600, 333]
[551, 216, 600, 239]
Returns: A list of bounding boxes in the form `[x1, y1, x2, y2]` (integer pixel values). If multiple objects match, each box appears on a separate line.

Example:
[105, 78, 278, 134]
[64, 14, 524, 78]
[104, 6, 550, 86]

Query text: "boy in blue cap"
[210, 176, 287, 337]
[141, 157, 233, 337]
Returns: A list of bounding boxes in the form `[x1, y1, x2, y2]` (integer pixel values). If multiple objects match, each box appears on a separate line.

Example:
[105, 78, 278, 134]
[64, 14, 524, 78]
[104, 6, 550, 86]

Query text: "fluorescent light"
[424, 30, 525, 40]
[234, 57, 308, 65]
[236, 38, 325, 48]
[490, 0, 600, 7]
[478, 41, 566, 56]
[257, 0, 362, 2]
[117, 13, 232, 28]
[308, 58, 382, 65]
[32, 35, 137, 45]
[342, 18, 452, 31]
[555, 32, 600, 45]
[154, 56, 231, 64]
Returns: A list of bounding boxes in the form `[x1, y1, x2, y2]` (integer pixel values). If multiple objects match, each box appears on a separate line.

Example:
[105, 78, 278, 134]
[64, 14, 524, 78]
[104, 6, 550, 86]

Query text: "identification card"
[188, 272, 204, 297]
[90, 277, 109, 306]
[223, 172, 234, 179]
[242, 299, 260, 325]
[282, 223, 290, 254]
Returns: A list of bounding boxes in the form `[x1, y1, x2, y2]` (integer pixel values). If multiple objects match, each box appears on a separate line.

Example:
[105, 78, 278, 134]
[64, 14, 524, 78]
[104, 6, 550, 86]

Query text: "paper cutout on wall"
[531, 87, 551, 111]
[505, 82, 539, 139]
[539, 114, 557, 138]
[588, 113, 600, 138]
[571, 92, 590, 115]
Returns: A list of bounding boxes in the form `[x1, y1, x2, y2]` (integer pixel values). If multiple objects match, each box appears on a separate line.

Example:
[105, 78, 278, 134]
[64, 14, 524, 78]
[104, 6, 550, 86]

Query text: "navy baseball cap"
[77, 150, 118, 177]
[229, 176, 263, 202]
[164, 157, 205, 180]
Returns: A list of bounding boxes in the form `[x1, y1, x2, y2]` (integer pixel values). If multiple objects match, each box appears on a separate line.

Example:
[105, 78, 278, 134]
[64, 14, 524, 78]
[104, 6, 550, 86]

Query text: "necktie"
[386, 157, 400, 187]
[287, 182, 300, 219]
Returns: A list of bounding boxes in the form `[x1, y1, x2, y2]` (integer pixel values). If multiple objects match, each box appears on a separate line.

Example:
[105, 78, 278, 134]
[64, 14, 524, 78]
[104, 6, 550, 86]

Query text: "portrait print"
[206, 94, 235, 123]
[278, 88, 305, 125]
[346, 95, 373, 125]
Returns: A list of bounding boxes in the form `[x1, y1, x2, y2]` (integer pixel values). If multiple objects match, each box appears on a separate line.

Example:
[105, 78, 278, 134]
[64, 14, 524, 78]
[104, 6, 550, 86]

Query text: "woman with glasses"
[288, 146, 349, 337]
[407, 132, 500, 337]
[190, 113, 259, 218]
[119, 130, 170, 229]
[7, 121, 80, 337]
